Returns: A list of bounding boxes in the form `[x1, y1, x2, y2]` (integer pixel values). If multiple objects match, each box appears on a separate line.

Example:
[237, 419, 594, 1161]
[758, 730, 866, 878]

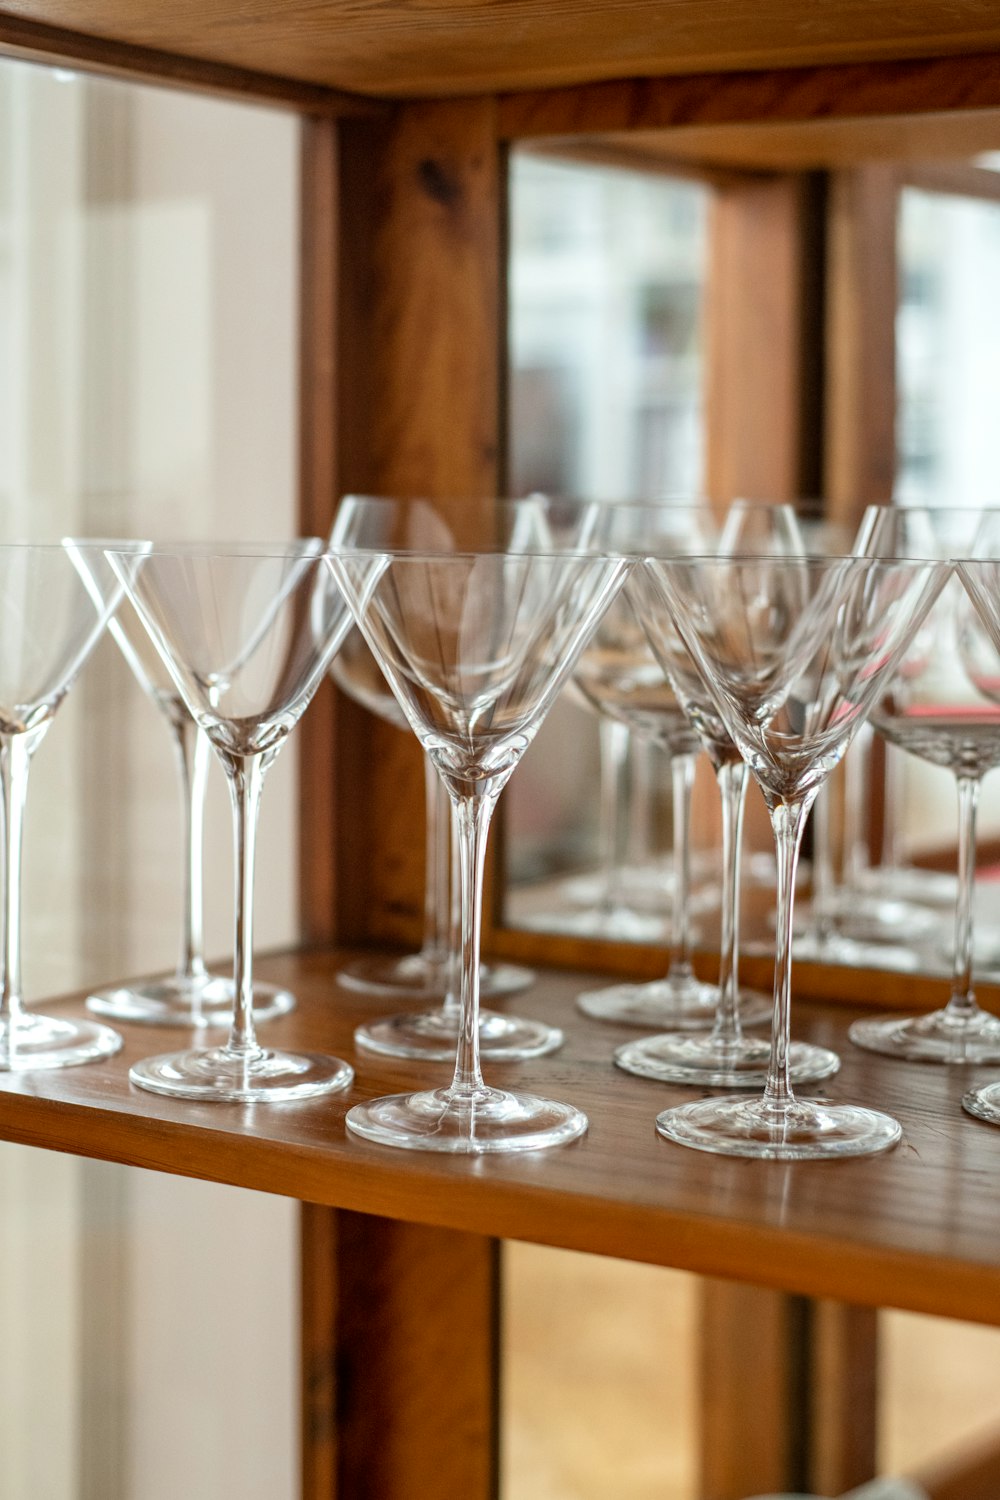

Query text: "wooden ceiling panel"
[3, 0, 1000, 99]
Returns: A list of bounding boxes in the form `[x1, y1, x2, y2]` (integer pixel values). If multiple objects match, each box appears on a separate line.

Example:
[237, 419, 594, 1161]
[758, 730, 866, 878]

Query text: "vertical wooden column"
[699, 169, 880, 1500]
[824, 163, 900, 526]
[297, 101, 504, 1500]
[705, 172, 825, 507]
[699, 1283, 878, 1499]
[824, 164, 900, 866]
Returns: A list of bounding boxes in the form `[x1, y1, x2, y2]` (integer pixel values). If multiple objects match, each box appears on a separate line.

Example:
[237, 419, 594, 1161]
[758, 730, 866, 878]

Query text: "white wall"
[0, 58, 302, 1500]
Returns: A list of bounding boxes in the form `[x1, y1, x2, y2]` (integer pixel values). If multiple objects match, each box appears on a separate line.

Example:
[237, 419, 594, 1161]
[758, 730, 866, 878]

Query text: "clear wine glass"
[329, 495, 566, 1065]
[105, 541, 356, 1102]
[73, 560, 294, 1027]
[614, 556, 840, 1088]
[644, 552, 947, 1159]
[0, 543, 127, 1070]
[850, 507, 1000, 1065]
[577, 499, 802, 1032]
[574, 503, 731, 1028]
[955, 556, 1000, 1125]
[330, 544, 629, 1152]
[530, 713, 669, 943]
[330, 625, 534, 1009]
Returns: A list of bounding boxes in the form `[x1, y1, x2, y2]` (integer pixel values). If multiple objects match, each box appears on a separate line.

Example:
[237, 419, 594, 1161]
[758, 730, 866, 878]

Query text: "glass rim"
[329, 544, 633, 561]
[100, 538, 325, 557]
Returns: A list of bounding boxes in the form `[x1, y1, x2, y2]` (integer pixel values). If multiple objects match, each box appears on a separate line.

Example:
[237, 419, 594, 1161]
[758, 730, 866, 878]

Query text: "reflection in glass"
[505, 150, 708, 923]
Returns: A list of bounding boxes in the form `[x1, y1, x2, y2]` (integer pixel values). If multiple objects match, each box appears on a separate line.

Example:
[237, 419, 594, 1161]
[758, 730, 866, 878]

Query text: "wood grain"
[8, 945, 1000, 1330]
[331, 98, 503, 950]
[499, 53, 1000, 141]
[0, 8, 367, 111]
[704, 174, 821, 506]
[302, 1204, 498, 1500]
[699, 1281, 807, 1498]
[5, 2, 1000, 100]
[825, 163, 901, 518]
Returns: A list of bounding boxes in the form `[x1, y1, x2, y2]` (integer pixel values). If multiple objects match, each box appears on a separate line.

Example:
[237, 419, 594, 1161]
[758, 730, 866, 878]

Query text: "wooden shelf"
[7, 944, 1000, 1327]
[5, 1, 1000, 103]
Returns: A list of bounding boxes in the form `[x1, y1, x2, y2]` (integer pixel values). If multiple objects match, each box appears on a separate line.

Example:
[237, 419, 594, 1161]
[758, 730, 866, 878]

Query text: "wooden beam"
[824, 163, 900, 524]
[700, 1285, 879, 1499]
[0, 11, 374, 113]
[301, 1205, 499, 1500]
[704, 172, 824, 505]
[699, 1281, 809, 1499]
[332, 97, 503, 949]
[499, 53, 1000, 143]
[912, 1425, 1000, 1500]
[807, 1300, 879, 1495]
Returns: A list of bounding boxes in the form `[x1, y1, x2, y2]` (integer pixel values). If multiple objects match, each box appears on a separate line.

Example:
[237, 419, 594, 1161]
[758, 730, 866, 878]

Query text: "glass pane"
[0, 56, 299, 1499]
[893, 185, 1000, 901]
[504, 150, 709, 921]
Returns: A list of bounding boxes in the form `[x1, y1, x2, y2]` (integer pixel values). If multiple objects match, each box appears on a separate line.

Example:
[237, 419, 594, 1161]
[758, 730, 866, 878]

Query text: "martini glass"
[614, 559, 839, 1088]
[330, 495, 556, 1064]
[956, 557, 1000, 1125]
[577, 500, 801, 1032]
[850, 508, 1000, 1065]
[574, 503, 722, 1029]
[81, 576, 294, 1027]
[0, 543, 125, 1070]
[644, 552, 947, 1159]
[331, 545, 629, 1153]
[106, 542, 355, 1102]
[330, 627, 535, 1013]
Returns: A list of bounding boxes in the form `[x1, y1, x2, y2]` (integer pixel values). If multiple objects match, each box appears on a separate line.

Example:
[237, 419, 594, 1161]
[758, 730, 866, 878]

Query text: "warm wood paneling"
[301, 1205, 498, 1500]
[499, 53, 1000, 140]
[704, 173, 823, 505]
[331, 97, 503, 949]
[5, 3, 1000, 100]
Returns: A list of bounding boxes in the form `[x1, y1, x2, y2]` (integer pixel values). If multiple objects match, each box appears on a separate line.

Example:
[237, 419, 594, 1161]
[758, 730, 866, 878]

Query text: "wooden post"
[297, 99, 505, 1499]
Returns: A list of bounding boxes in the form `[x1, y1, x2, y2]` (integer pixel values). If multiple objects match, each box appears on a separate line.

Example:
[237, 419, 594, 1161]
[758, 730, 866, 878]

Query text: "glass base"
[86, 974, 295, 1027]
[962, 1080, 1000, 1126]
[346, 1084, 587, 1154]
[577, 977, 771, 1031]
[855, 864, 957, 909]
[849, 1007, 1000, 1065]
[835, 896, 941, 946]
[0, 1011, 122, 1072]
[337, 951, 534, 1001]
[521, 904, 670, 944]
[129, 1045, 354, 1102]
[615, 1033, 841, 1089]
[656, 1093, 902, 1160]
[355, 1007, 563, 1062]
[793, 928, 922, 973]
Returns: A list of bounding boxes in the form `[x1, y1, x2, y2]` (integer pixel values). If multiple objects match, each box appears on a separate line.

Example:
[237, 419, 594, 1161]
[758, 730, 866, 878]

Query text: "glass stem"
[597, 718, 630, 913]
[762, 795, 813, 1114]
[881, 741, 904, 872]
[810, 783, 835, 946]
[0, 732, 32, 1028]
[666, 751, 696, 988]
[222, 751, 267, 1060]
[947, 773, 981, 1019]
[448, 785, 498, 1099]
[843, 720, 872, 888]
[443, 801, 463, 1022]
[626, 736, 654, 872]
[710, 759, 748, 1046]
[166, 708, 210, 986]
[423, 755, 451, 969]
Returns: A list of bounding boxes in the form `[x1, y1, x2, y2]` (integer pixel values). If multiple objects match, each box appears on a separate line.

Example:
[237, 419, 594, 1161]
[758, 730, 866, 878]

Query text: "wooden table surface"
[3, 945, 1000, 1326]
